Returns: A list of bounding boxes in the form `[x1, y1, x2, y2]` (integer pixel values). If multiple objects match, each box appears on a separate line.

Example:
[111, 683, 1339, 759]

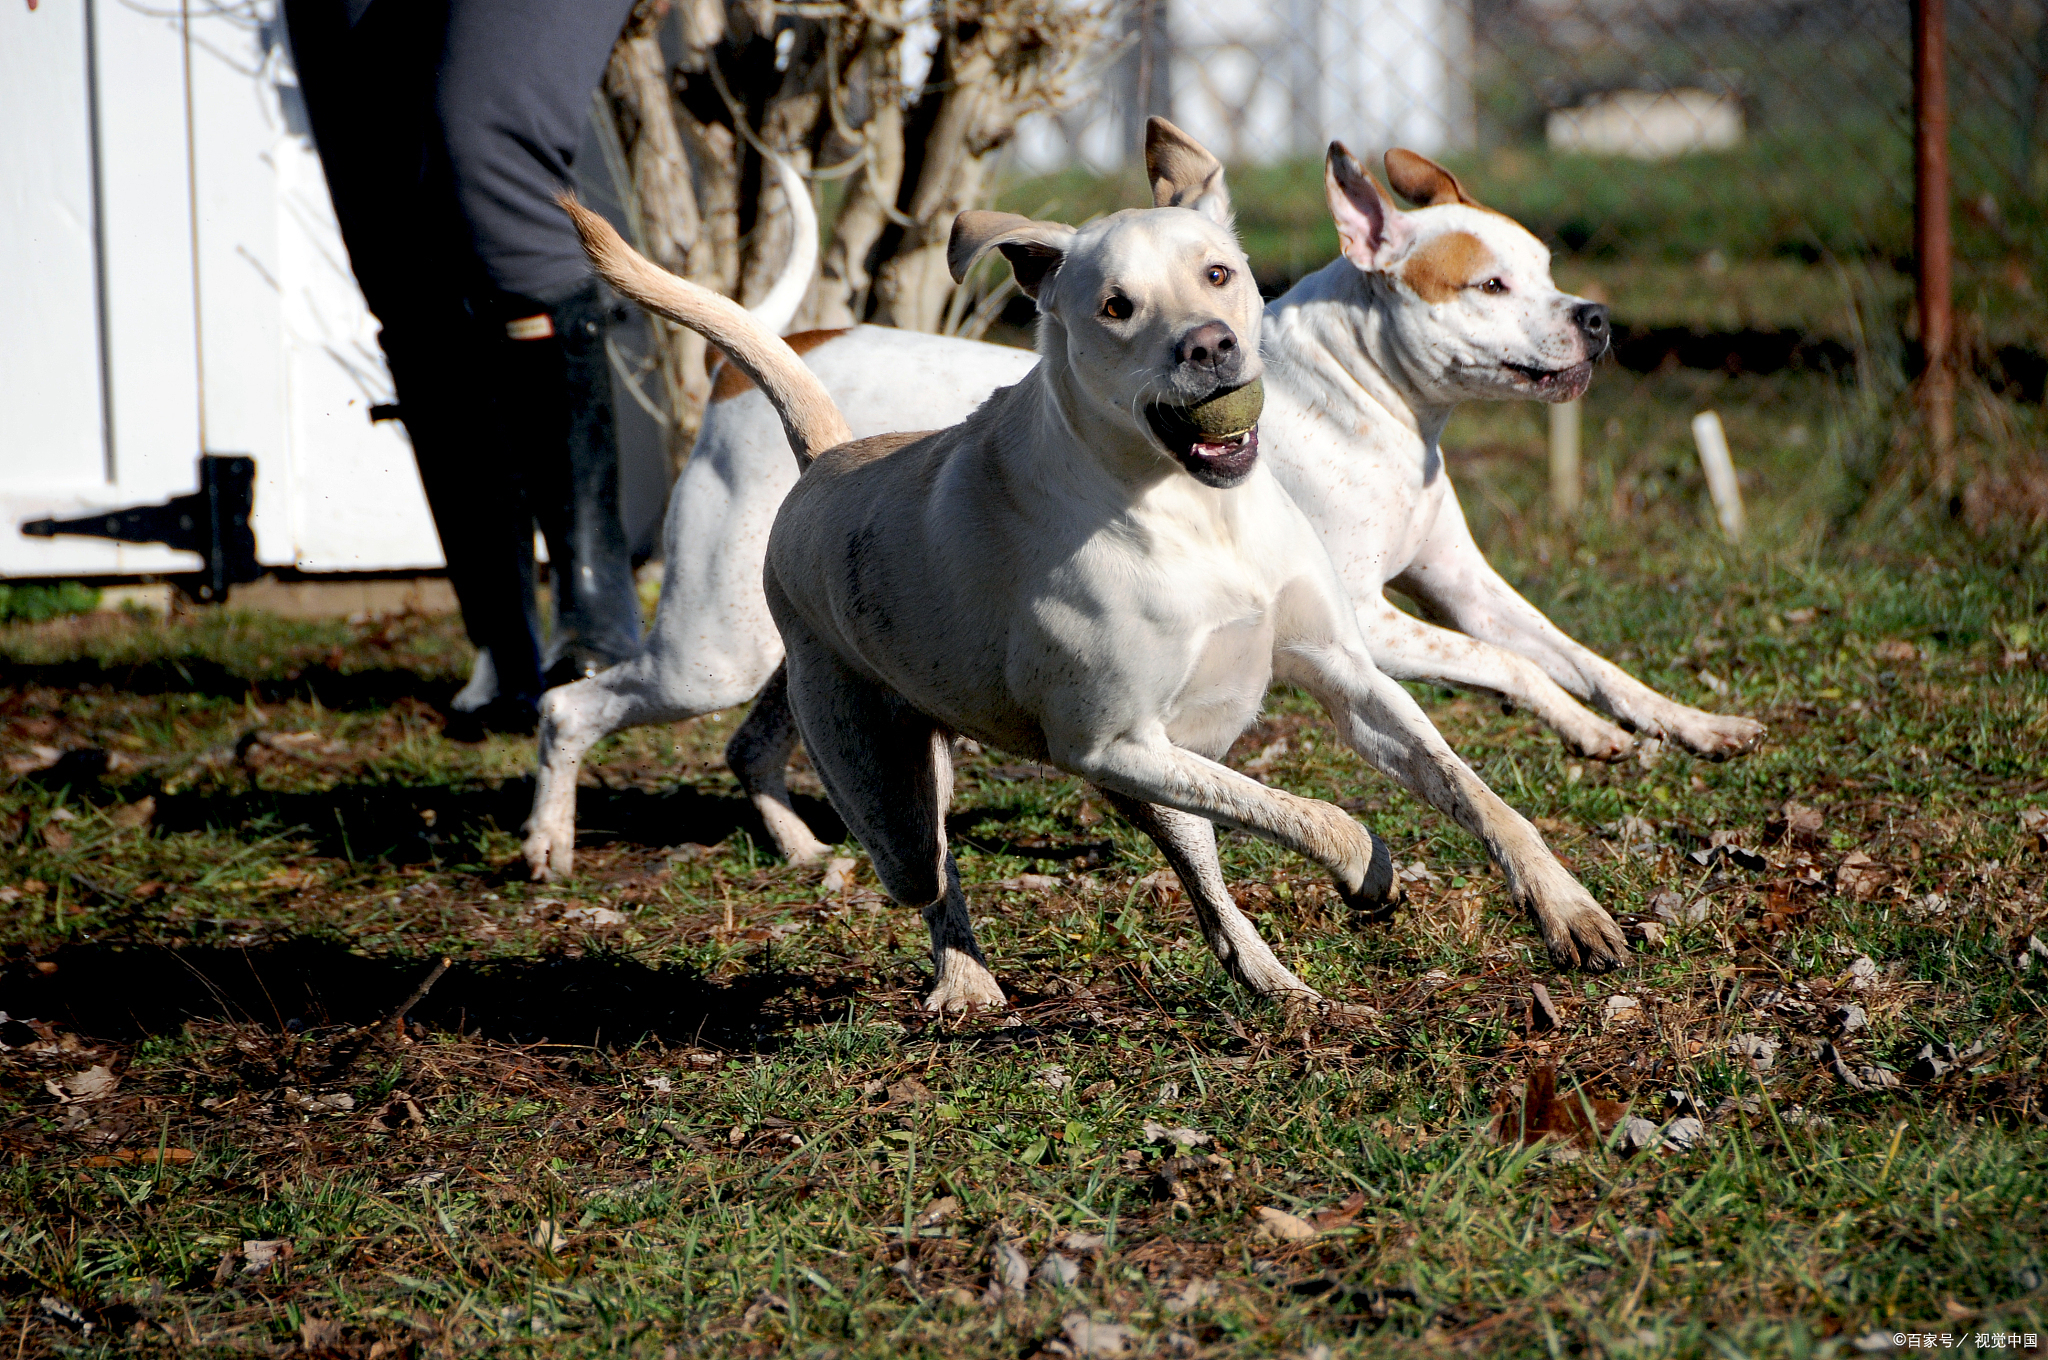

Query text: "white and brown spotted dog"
[556, 161, 1629, 1009]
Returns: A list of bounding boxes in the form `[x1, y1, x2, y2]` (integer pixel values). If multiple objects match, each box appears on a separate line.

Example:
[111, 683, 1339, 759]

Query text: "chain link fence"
[1006, 0, 2045, 518]
[1018, 0, 2043, 267]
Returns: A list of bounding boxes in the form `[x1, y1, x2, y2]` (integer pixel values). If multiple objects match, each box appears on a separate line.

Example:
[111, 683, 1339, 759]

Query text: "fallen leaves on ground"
[1251, 1206, 1320, 1242]
[1490, 1066, 1628, 1150]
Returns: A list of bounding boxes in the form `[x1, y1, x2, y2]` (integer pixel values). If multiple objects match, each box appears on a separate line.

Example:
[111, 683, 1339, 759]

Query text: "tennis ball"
[1176, 378, 1263, 437]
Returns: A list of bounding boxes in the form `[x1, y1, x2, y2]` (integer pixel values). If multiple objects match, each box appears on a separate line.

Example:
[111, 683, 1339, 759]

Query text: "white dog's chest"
[1262, 411, 1443, 592]
[1162, 610, 1276, 756]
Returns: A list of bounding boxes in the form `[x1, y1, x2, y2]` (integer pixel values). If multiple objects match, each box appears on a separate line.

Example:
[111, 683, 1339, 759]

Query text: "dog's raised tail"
[560, 194, 851, 466]
[747, 153, 818, 338]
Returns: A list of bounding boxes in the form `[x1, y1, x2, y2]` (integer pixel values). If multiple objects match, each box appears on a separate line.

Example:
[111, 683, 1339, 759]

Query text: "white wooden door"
[1, 0, 444, 580]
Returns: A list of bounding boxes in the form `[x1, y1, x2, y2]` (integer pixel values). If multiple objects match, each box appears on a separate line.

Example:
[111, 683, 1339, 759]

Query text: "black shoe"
[443, 694, 539, 742]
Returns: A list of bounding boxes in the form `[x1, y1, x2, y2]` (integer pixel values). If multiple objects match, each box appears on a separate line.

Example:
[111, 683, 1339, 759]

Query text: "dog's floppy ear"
[1384, 148, 1481, 209]
[1325, 141, 1411, 272]
[1145, 116, 1232, 226]
[948, 210, 1078, 300]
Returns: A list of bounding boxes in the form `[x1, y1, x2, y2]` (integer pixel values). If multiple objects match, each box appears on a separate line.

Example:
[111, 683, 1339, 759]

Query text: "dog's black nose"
[1572, 302, 1610, 354]
[1174, 320, 1240, 374]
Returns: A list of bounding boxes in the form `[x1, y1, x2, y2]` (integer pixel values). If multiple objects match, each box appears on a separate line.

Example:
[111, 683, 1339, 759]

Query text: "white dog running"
[561, 174, 1628, 1010]
[524, 123, 1758, 890]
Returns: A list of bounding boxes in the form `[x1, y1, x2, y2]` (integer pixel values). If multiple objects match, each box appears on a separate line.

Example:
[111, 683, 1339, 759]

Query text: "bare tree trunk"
[595, 0, 1109, 472]
[602, 1, 709, 472]
[815, 4, 905, 329]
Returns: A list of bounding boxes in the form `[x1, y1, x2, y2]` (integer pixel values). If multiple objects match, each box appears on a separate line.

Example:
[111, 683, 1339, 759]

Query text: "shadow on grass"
[10, 936, 846, 1051]
[88, 777, 849, 865]
[5, 658, 460, 712]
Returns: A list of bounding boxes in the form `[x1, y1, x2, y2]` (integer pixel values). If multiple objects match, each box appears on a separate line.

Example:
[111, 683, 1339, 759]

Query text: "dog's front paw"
[1560, 717, 1635, 763]
[1336, 830, 1403, 925]
[522, 822, 575, 882]
[1676, 713, 1765, 761]
[1231, 957, 1324, 1003]
[925, 951, 1007, 1013]
[1527, 884, 1629, 972]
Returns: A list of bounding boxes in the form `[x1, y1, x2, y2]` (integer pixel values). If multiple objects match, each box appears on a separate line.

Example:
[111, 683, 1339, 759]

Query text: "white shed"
[1015, 0, 1473, 174]
[3, 0, 670, 593]
[2, 0, 446, 585]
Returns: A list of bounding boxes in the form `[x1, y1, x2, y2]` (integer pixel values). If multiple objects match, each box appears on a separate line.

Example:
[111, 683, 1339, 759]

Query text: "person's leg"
[381, 326, 546, 721]
[436, 0, 646, 683]
[495, 283, 645, 684]
[282, 0, 549, 723]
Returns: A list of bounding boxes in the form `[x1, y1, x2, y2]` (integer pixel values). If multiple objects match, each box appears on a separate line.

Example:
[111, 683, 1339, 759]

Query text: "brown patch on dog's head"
[709, 328, 852, 402]
[1398, 231, 1495, 304]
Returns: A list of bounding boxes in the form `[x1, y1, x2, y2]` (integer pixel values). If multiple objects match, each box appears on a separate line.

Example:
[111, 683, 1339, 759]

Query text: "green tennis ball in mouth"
[1176, 378, 1264, 437]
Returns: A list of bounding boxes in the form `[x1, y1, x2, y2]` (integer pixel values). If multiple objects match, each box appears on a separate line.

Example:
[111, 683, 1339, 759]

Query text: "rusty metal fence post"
[1914, 0, 1956, 487]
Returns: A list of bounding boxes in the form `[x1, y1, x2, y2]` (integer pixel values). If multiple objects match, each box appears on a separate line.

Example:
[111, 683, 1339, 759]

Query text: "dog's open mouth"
[1505, 359, 1595, 402]
[1146, 379, 1263, 487]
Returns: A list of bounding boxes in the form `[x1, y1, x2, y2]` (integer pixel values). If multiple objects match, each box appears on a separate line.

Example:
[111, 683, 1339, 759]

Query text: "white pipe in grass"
[1549, 398, 1582, 517]
[1691, 410, 1746, 541]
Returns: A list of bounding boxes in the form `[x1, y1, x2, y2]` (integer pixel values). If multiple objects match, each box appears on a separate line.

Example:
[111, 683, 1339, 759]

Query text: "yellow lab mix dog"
[560, 178, 1627, 1011]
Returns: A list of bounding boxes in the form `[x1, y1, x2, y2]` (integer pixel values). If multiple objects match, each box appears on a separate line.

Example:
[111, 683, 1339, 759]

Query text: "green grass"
[0, 582, 99, 625]
[4, 359, 2046, 1356]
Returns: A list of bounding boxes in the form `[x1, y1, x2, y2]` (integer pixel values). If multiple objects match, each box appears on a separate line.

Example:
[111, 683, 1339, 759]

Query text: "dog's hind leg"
[1097, 791, 1319, 1002]
[524, 647, 778, 880]
[724, 665, 832, 866]
[781, 634, 1003, 1013]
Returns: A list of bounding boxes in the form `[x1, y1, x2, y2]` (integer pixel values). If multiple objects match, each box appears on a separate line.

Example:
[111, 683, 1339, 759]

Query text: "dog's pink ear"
[1145, 117, 1232, 227]
[1325, 142, 1409, 272]
[1384, 149, 1480, 209]
[948, 211, 1078, 299]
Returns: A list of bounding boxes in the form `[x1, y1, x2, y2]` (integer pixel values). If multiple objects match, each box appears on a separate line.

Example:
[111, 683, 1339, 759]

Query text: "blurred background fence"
[997, 0, 2048, 537]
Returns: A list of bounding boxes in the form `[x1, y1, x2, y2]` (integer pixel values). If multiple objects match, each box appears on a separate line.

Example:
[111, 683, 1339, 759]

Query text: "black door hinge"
[21, 455, 262, 602]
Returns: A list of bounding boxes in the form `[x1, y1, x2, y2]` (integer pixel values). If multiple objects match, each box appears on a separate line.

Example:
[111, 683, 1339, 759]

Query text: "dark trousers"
[284, 0, 642, 702]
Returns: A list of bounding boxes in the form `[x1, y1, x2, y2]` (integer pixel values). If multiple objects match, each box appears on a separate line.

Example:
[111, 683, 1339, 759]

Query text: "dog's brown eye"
[1205, 265, 1232, 287]
[1102, 295, 1133, 320]
[1480, 277, 1508, 295]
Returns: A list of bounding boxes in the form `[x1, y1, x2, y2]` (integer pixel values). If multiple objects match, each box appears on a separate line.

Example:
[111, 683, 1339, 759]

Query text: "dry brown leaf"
[1251, 1206, 1319, 1241]
[2020, 808, 2048, 853]
[5, 746, 60, 776]
[886, 1076, 933, 1106]
[1060, 1312, 1134, 1357]
[299, 1318, 345, 1352]
[82, 1148, 195, 1167]
[915, 1195, 959, 1228]
[1835, 851, 1893, 901]
[1311, 1190, 1367, 1229]
[45, 1064, 118, 1103]
[1766, 800, 1825, 845]
[1142, 1119, 1211, 1147]
[1489, 1065, 1627, 1149]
